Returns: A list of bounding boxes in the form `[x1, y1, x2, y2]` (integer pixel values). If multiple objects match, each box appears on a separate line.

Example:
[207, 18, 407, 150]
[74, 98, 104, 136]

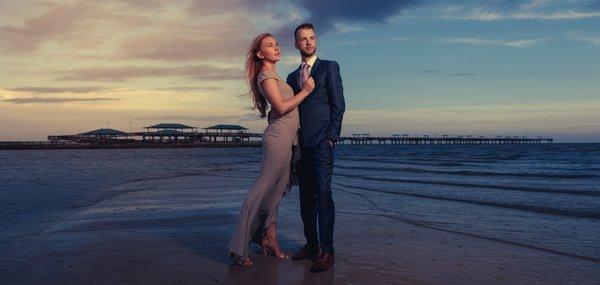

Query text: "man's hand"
[328, 140, 334, 148]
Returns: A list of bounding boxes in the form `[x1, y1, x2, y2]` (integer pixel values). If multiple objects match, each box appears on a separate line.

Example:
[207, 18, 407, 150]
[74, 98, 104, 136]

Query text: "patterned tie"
[299, 62, 310, 89]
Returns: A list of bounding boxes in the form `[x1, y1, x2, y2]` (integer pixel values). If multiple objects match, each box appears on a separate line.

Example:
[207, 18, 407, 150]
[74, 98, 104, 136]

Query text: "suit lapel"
[310, 58, 321, 78]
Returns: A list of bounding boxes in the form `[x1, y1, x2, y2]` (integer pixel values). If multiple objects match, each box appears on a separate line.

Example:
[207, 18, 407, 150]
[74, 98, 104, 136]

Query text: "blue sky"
[1, 0, 599, 142]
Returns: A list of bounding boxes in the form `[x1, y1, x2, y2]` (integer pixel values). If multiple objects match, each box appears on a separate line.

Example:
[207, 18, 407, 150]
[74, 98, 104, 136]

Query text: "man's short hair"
[294, 23, 315, 41]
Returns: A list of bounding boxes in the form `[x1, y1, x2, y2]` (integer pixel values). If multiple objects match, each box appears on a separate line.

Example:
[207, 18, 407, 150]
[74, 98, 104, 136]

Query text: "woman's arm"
[261, 77, 314, 115]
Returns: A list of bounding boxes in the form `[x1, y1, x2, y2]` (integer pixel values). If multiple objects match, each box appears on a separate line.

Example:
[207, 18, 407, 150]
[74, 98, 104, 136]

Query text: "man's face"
[295, 28, 317, 58]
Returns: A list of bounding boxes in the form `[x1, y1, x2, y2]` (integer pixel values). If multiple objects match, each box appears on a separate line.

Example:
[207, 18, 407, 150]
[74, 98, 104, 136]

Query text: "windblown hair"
[245, 33, 273, 118]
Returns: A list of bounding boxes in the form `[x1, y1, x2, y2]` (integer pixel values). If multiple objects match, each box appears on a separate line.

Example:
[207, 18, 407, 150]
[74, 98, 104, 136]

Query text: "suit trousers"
[297, 138, 335, 254]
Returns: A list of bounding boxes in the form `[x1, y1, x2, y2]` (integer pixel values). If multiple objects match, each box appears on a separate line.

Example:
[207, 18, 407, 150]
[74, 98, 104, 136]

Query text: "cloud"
[505, 11, 600, 20]
[131, 112, 263, 123]
[153, 86, 223, 92]
[55, 65, 243, 82]
[333, 37, 409, 46]
[568, 31, 600, 45]
[5, 86, 225, 95]
[449, 73, 476, 77]
[0, 1, 152, 53]
[420, 69, 443, 74]
[419, 69, 533, 77]
[5, 86, 110, 93]
[186, 0, 278, 16]
[114, 15, 256, 62]
[440, 37, 546, 48]
[3, 0, 598, 61]
[117, 0, 163, 10]
[395, 1, 600, 21]
[3, 97, 118, 104]
[271, 0, 420, 45]
[496, 0, 600, 20]
[0, 3, 84, 52]
[298, 0, 420, 33]
[116, 34, 245, 62]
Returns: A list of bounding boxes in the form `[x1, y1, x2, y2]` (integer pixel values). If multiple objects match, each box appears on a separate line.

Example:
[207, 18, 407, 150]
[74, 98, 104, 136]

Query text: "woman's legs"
[227, 169, 276, 259]
[260, 159, 290, 258]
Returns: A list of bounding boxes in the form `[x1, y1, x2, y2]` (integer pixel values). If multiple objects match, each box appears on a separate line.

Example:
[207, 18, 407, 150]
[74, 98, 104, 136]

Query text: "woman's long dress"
[227, 70, 300, 258]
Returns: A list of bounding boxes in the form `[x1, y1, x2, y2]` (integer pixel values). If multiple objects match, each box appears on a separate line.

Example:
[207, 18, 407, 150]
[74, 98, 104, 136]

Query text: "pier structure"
[140, 123, 197, 143]
[48, 128, 136, 145]
[339, 135, 553, 145]
[202, 124, 254, 143]
[47, 123, 261, 146]
[43, 124, 554, 149]
[79, 128, 129, 139]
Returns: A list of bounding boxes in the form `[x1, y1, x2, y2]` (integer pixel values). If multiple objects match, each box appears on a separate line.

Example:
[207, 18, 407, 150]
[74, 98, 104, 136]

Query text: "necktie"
[299, 62, 310, 89]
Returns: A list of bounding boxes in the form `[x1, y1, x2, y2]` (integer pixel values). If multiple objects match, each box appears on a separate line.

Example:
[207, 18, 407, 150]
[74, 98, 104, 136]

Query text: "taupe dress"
[228, 70, 300, 258]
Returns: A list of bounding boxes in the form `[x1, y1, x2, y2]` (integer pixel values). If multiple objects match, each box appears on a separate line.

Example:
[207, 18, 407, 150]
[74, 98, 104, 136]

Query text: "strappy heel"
[261, 241, 290, 259]
[229, 252, 253, 267]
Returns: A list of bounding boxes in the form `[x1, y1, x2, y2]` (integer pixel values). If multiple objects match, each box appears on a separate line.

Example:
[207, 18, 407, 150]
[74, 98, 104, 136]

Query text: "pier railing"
[339, 136, 553, 145]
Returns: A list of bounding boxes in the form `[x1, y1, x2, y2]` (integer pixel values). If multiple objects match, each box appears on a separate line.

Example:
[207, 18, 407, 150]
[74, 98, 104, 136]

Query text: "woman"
[228, 33, 315, 267]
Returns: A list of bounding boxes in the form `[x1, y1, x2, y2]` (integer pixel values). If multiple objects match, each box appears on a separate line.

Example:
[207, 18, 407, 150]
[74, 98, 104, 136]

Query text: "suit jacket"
[287, 58, 345, 148]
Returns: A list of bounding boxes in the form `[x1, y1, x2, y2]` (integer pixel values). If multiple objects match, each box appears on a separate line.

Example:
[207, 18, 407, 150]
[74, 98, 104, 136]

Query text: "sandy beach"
[2, 159, 599, 285]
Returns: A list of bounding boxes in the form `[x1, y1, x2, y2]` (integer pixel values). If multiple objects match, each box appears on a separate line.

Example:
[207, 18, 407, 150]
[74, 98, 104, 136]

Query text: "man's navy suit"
[287, 58, 345, 254]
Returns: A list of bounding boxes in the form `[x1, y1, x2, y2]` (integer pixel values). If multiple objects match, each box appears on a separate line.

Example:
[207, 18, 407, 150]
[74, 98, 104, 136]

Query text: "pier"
[0, 123, 555, 150]
[47, 124, 262, 147]
[339, 134, 553, 145]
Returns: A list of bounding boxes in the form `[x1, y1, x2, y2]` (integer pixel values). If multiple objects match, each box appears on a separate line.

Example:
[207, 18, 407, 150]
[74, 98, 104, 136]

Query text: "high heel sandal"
[261, 241, 290, 259]
[229, 252, 253, 267]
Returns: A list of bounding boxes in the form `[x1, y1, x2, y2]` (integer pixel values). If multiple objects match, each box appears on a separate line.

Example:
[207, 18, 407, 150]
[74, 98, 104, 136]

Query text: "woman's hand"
[302, 77, 315, 94]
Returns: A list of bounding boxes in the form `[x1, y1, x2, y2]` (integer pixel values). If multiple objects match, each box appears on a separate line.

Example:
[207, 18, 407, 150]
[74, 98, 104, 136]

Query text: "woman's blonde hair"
[245, 33, 273, 118]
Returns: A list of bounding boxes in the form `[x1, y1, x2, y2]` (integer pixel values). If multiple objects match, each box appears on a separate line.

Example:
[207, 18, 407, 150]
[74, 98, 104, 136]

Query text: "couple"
[228, 23, 345, 273]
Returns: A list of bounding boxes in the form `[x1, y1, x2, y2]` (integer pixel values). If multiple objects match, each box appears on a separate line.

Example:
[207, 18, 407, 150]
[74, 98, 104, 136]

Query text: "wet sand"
[2, 171, 599, 284]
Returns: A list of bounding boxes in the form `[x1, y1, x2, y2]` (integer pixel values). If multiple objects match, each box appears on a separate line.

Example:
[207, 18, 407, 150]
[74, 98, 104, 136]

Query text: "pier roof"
[78, 128, 128, 136]
[144, 123, 197, 129]
[204, 124, 248, 130]
[146, 130, 187, 136]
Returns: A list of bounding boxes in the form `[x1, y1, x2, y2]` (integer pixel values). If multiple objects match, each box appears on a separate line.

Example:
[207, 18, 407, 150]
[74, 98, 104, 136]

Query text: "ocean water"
[1, 143, 599, 263]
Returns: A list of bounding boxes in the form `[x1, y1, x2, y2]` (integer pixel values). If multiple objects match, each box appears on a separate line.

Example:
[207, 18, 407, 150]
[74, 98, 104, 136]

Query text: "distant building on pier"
[143, 123, 198, 132]
[142, 123, 198, 142]
[203, 124, 249, 142]
[203, 124, 248, 134]
[78, 128, 129, 139]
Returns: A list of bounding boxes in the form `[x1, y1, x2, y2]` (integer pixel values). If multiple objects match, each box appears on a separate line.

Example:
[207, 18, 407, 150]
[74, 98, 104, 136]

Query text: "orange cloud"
[55, 65, 243, 82]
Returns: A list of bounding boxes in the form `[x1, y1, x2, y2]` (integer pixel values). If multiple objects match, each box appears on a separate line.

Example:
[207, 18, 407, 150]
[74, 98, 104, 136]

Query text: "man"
[287, 23, 345, 273]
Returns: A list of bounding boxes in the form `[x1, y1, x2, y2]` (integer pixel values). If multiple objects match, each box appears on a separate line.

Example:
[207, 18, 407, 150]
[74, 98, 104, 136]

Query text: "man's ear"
[294, 41, 299, 50]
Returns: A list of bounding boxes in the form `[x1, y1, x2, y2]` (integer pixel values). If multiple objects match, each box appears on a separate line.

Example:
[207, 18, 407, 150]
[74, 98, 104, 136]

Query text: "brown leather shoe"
[309, 252, 335, 273]
[291, 245, 320, 261]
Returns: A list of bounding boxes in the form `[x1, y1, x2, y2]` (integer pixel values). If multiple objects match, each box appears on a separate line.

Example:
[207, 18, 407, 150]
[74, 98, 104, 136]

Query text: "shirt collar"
[302, 54, 318, 68]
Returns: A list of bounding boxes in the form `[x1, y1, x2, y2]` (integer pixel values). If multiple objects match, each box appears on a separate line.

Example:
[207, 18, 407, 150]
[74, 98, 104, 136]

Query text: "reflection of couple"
[228, 23, 345, 273]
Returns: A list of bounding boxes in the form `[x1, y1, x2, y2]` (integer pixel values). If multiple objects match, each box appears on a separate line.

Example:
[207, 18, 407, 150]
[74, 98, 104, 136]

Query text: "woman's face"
[257, 36, 280, 63]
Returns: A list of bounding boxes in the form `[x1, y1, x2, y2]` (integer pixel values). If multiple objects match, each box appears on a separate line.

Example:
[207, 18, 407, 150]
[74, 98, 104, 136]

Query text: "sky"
[1, 0, 599, 142]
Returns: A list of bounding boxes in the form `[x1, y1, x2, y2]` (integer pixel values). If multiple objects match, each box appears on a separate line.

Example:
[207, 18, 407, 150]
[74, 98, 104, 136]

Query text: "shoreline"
[2, 167, 599, 284]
